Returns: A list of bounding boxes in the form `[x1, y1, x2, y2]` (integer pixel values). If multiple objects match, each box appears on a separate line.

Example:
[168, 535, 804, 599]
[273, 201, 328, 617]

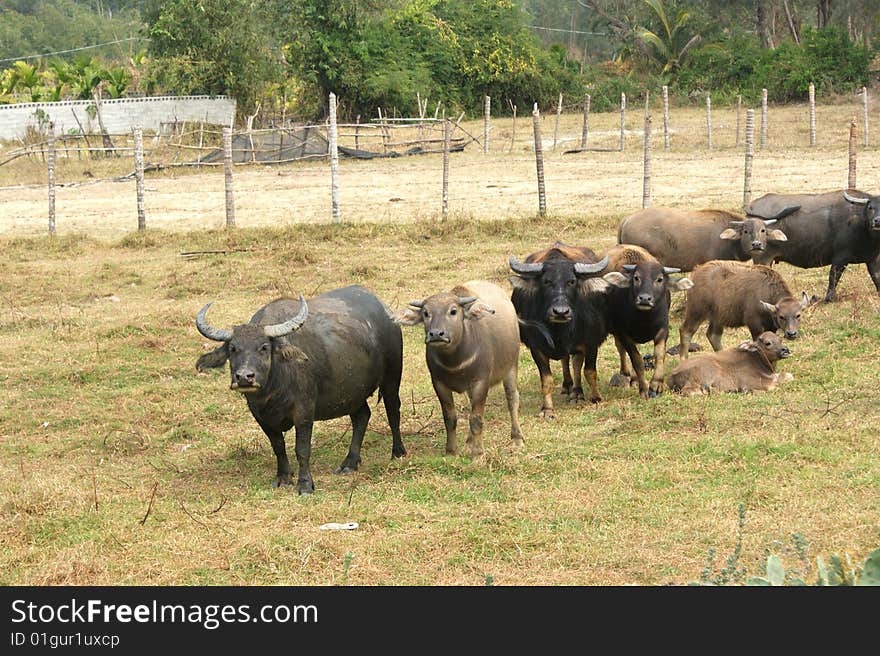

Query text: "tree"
[636, 0, 702, 74]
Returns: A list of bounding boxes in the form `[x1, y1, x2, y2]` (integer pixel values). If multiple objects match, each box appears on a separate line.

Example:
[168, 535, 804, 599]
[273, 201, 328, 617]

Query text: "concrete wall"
[0, 95, 236, 140]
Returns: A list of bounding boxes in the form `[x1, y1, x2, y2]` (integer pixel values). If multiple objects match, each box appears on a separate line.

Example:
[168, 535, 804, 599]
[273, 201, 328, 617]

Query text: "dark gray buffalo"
[396, 280, 523, 457]
[746, 189, 880, 301]
[194, 285, 406, 495]
[617, 207, 790, 271]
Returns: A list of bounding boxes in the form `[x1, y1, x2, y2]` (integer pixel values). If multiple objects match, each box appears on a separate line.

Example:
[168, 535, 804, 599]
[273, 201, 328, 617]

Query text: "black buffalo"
[509, 243, 609, 417]
[194, 285, 406, 495]
[602, 244, 693, 398]
[746, 189, 880, 301]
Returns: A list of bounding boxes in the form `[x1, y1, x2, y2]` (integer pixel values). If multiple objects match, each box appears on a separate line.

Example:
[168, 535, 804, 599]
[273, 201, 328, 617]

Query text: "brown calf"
[667, 331, 794, 395]
[679, 260, 814, 358]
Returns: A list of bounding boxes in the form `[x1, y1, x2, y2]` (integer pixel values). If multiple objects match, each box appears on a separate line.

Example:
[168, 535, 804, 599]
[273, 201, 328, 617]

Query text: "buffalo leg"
[529, 346, 557, 419]
[264, 426, 293, 488]
[336, 401, 370, 474]
[678, 309, 704, 360]
[433, 379, 458, 455]
[706, 321, 724, 352]
[568, 351, 586, 402]
[502, 367, 525, 449]
[609, 335, 633, 386]
[293, 422, 315, 495]
[465, 382, 489, 458]
[620, 337, 649, 400]
[648, 330, 668, 397]
[583, 344, 602, 404]
[380, 382, 406, 459]
[867, 256, 880, 296]
[825, 263, 847, 302]
[560, 355, 573, 395]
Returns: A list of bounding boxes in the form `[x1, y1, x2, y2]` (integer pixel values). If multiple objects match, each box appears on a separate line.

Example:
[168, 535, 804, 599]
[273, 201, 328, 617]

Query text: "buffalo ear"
[464, 300, 495, 321]
[800, 291, 818, 308]
[394, 307, 424, 326]
[602, 271, 631, 288]
[767, 229, 788, 242]
[277, 343, 309, 363]
[759, 300, 778, 314]
[719, 228, 740, 240]
[668, 277, 694, 292]
[196, 344, 228, 371]
[509, 274, 538, 295]
[736, 340, 757, 352]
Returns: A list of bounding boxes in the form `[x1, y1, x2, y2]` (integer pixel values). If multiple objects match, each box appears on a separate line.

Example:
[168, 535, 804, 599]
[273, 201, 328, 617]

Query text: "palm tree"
[636, 0, 702, 75]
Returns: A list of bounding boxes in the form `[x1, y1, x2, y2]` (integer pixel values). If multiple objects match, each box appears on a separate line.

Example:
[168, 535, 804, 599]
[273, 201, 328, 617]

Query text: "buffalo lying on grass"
[195, 285, 405, 494]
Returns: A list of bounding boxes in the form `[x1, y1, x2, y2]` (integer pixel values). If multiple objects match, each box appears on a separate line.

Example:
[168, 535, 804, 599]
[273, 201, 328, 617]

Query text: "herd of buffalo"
[193, 188, 880, 494]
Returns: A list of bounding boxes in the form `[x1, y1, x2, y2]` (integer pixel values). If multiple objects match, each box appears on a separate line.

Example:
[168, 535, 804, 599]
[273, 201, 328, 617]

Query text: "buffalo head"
[508, 255, 609, 323]
[736, 331, 791, 362]
[602, 262, 693, 310]
[760, 291, 815, 340]
[843, 190, 880, 231]
[194, 296, 308, 392]
[396, 293, 494, 349]
[720, 217, 788, 255]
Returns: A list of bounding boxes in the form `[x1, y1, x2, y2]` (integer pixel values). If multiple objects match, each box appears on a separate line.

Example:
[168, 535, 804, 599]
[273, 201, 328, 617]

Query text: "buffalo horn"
[408, 300, 425, 309]
[508, 255, 544, 274]
[663, 266, 681, 274]
[457, 296, 477, 306]
[762, 219, 777, 226]
[622, 264, 637, 272]
[195, 302, 233, 342]
[573, 255, 609, 275]
[843, 190, 869, 205]
[728, 220, 743, 226]
[264, 295, 309, 338]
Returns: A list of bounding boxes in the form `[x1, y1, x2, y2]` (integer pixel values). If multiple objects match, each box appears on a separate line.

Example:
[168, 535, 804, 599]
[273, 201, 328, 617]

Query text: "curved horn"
[457, 296, 478, 306]
[407, 299, 425, 309]
[761, 219, 777, 226]
[263, 295, 308, 338]
[509, 255, 544, 275]
[843, 190, 869, 205]
[622, 264, 637, 272]
[195, 302, 233, 342]
[573, 255, 609, 275]
[728, 220, 744, 226]
[663, 266, 681, 274]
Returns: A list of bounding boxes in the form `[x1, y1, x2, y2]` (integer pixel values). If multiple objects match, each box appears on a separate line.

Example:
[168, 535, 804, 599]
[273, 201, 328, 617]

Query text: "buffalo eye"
[566, 279, 575, 287]
[544, 278, 553, 286]
[259, 343, 270, 353]
[633, 274, 641, 285]
[423, 309, 430, 319]
[655, 276, 663, 284]
[450, 307, 457, 316]
[229, 344, 238, 353]
[796, 313, 801, 319]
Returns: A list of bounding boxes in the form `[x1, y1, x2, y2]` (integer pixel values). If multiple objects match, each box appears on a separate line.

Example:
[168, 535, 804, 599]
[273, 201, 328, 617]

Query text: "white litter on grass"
[319, 522, 359, 531]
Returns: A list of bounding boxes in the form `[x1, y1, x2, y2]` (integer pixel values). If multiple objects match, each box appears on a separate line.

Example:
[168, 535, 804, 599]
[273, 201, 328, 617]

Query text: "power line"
[528, 25, 606, 36]
[0, 36, 146, 65]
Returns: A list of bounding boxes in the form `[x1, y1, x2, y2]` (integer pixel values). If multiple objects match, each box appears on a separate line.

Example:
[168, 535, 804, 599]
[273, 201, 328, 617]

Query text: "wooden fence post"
[743, 109, 755, 211]
[329, 92, 340, 224]
[662, 85, 670, 149]
[442, 115, 450, 221]
[706, 95, 712, 149]
[553, 92, 563, 150]
[760, 88, 768, 149]
[509, 100, 517, 153]
[848, 118, 857, 189]
[619, 93, 627, 151]
[133, 126, 146, 231]
[736, 94, 742, 148]
[863, 86, 869, 147]
[532, 103, 546, 218]
[222, 127, 235, 228]
[644, 88, 650, 119]
[47, 123, 56, 235]
[483, 95, 490, 154]
[809, 83, 816, 147]
[581, 92, 590, 150]
[643, 114, 652, 209]
[355, 114, 360, 151]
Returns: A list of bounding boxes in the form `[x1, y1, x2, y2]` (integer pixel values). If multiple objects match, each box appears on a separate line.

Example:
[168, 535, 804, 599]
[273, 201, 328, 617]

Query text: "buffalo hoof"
[647, 388, 662, 398]
[561, 383, 572, 396]
[297, 480, 315, 495]
[272, 475, 294, 488]
[538, 409, 556, 420]
[392, 445, 407, 458]
[589, 394, 602, 404]
[609, 372, 631, 388]
[464, 445, 484, 459]
[334, 465, 357, 475]
[508, 437, 525, 451]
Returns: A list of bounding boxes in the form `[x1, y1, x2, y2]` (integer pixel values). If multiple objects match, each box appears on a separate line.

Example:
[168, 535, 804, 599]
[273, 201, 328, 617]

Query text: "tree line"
[0, 0, 876, 122]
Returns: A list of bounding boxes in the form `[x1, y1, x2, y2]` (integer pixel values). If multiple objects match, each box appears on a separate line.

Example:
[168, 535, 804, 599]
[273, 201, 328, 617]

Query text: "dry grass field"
[0, 99, 878, 586]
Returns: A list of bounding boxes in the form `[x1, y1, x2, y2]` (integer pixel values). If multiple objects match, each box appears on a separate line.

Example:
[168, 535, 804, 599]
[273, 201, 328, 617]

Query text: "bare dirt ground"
[2, 99, 878, 239]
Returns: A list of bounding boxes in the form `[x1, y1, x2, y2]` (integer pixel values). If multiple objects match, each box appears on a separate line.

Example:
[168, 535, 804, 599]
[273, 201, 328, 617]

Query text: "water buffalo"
[509, 243, 610, 416]
[602, 244, 693, 398]
[194, 285, 406, 495]
[667, 331, 793, 395]
[396, 280, 523, 457]
[617, 207, 790, 271]
[678, 260, 815, 358]
[746, 189, 880, 302]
